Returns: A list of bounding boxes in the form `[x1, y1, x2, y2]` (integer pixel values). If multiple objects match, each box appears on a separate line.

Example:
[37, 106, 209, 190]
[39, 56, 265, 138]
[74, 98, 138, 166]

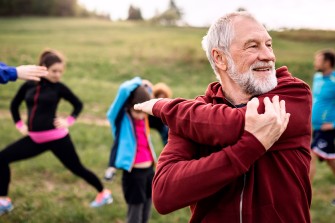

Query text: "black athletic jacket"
[10, 78, 83, 131]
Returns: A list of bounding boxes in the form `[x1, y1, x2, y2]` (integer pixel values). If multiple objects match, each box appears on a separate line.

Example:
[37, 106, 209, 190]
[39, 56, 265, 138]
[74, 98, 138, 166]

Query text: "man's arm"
[153, 130, 265, 214]
[153, 97, 290, 213]
[135, 98, 245, 146]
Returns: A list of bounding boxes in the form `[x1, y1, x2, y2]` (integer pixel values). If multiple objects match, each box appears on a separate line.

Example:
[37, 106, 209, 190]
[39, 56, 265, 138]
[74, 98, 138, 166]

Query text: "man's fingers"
[246, 97, 260, 116]
[271, 95, 280, 115]
[263, 97, 275, 114]
[134, 98, 161, 115]
[133, 103, 143, 111]
[29, 77, 41, 81]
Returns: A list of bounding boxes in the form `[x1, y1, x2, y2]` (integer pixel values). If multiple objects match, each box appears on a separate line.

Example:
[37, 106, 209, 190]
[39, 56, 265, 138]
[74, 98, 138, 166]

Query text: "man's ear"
[212, 48, 227, 71]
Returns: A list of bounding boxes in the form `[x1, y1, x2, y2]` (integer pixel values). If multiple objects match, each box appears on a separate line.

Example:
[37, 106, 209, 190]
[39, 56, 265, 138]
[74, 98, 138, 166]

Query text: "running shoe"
[331, 199, 335, 207]
[0, 198, 13, 216]
[90, 189, 113, 208]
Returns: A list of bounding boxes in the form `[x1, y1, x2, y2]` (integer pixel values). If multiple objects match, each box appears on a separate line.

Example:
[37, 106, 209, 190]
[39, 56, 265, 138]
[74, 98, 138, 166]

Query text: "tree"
[151, 0, 183, 26]
[127, 5, 143, 21]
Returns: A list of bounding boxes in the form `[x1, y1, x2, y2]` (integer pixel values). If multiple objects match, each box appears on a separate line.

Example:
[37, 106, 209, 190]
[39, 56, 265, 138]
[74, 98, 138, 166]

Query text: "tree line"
[0, 0, 98, 17]
[0, 0, 183, 25]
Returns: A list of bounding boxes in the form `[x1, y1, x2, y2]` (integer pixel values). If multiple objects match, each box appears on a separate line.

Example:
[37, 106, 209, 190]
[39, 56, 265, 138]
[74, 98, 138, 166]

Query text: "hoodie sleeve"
[153, 130, 265, 214]
[152, 98, 245, 146]
[0, 62, 18, 84]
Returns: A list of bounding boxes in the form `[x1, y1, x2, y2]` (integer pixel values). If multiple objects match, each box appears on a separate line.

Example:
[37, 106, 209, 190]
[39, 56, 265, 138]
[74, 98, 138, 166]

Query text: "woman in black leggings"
[0, 49, 112, 216]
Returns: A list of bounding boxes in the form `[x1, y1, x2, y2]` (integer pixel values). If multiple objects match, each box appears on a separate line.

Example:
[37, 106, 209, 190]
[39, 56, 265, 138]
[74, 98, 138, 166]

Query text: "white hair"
[201, 11, 258, 81]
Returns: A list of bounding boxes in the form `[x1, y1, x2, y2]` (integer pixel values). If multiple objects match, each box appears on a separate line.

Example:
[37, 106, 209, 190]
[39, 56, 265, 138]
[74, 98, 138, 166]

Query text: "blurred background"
[0, 0, 334, 222]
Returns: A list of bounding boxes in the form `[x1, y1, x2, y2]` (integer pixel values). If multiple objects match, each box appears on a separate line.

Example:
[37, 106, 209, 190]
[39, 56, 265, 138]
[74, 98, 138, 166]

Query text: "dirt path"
[0, 109, 109, 127]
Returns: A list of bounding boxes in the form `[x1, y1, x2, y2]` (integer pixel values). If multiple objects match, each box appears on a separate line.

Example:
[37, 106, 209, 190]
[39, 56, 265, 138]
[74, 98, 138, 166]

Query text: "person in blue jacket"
[0, 62, 47, 84]
[309, 49, 335, 206]
[105, 77, 157, 223]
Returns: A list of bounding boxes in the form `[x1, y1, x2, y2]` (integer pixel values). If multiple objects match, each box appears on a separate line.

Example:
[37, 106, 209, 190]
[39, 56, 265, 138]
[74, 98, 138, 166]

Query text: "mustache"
[250, 61, 275, 69]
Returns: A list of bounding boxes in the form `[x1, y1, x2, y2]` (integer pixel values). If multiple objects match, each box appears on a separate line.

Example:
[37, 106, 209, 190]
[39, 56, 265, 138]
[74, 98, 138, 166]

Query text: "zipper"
[239, 173, 246, 223]
[29, 84, 41, 131]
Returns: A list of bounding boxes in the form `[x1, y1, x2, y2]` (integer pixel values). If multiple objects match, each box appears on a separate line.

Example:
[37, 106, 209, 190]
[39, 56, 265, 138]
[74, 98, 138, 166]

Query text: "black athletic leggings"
[0, 134, 103, 196]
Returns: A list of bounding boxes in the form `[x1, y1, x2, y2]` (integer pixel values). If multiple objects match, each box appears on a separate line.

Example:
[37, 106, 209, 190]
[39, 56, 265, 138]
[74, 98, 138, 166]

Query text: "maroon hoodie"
[152, 67, 312, 223]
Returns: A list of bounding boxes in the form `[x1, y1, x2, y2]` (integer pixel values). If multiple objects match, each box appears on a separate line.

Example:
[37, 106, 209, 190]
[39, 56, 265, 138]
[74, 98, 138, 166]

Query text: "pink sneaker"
[90, 189, 113, 208]
[0, 198, 13, 216]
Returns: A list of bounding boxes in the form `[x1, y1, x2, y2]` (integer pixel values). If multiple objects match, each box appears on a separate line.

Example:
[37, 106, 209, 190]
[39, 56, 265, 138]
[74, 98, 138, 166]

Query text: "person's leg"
[0, 136, 45, 196]
[0, 137, 46, 215]
[141, 198, 152, 223]
[142, 166, 154, 223]
[50, 135, 112, 207]
[127, 203, 143, 223]
[309, 152, 318, 182]
[326, 159, 335, 205]
[326, 159, 335, 175]
[122, 169, 147, 223]
[49, 135, 103, 192]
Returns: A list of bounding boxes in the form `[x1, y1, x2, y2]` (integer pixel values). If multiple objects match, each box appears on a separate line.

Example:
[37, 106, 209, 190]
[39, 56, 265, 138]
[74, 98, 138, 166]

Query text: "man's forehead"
[232, 17, 271, 42]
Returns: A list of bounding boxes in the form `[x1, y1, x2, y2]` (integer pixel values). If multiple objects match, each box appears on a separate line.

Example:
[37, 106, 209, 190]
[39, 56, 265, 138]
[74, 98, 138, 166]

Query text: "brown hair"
[39, 49, 64, 68]
[126, 86, 151, 110]
[153, 82, 172, 98]
[317, 49, 335, 68]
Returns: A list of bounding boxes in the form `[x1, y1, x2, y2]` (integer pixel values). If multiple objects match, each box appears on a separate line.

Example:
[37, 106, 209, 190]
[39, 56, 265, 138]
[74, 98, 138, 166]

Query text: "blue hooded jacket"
[107, 77, 156, 171]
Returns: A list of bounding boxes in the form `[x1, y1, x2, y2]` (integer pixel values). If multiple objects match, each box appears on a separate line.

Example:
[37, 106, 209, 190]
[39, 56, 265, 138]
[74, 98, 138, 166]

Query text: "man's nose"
[259, 46, 275, 61]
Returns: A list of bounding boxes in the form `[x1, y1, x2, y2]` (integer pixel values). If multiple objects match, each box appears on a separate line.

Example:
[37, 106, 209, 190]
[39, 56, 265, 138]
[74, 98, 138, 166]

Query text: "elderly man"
[135, 12, 311, 223]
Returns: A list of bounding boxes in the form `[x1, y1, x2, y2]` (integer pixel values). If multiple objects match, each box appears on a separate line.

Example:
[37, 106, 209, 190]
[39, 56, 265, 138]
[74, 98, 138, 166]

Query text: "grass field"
[0, 17, 335, 222]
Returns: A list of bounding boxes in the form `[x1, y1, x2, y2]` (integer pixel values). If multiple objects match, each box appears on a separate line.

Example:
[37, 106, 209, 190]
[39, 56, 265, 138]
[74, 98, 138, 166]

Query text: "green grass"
[0, 17, 335, 222]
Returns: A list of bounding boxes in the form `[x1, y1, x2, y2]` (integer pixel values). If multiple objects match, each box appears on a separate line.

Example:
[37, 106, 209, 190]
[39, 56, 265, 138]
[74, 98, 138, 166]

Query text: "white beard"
[226, 58, 277, 95]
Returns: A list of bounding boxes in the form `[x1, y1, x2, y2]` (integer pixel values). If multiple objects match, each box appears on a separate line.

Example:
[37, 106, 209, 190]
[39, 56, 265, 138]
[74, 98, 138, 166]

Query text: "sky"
[78, 0, 335, 30]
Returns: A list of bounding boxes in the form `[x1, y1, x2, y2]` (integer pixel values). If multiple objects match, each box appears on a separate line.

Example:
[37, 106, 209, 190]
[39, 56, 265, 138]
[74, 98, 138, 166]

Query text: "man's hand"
[245, 96, 290, 150]
[133, 98, 162, 116]
[16, 65, 48, 81]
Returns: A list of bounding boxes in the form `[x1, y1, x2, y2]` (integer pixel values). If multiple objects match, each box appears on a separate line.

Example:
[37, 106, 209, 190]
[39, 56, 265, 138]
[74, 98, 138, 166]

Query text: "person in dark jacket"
[134, 11, 312, 223]
[0, 62, 47, 84]
[0, 49, 112, 216]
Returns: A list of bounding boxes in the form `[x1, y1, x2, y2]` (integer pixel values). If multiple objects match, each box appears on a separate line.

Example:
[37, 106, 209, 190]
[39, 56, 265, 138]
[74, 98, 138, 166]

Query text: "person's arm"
[153, 97, 290, 213]
[152, 98, 245, 146]
[10, 82, 29, 134]
[15, 65, 48, 81]
[153, 130, 266, 214]
[0, 62, 47, 84]
[54, 83, 83, 128]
